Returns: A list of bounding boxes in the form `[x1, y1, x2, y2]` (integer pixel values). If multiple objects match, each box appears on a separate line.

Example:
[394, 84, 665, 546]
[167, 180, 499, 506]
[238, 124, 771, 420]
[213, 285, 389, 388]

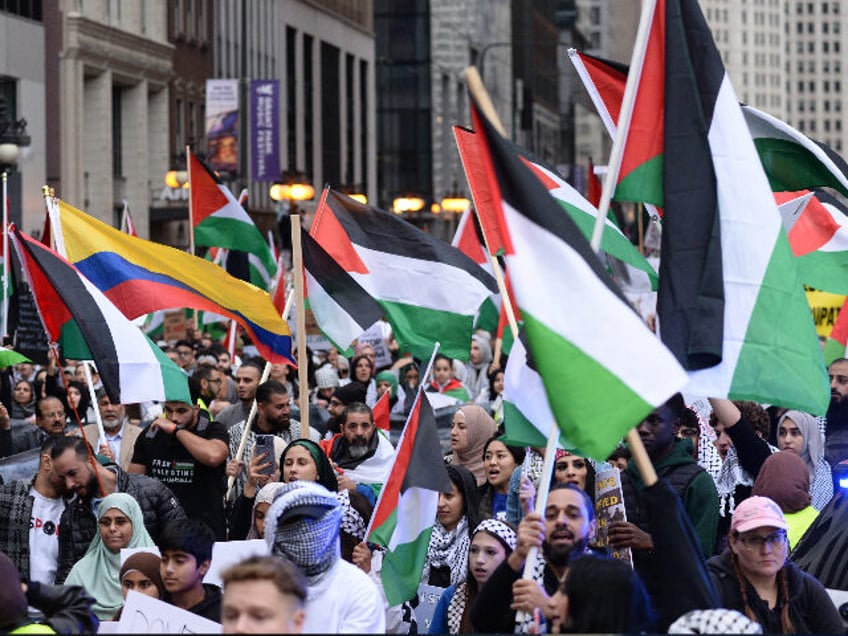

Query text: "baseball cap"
[730, 496, 787, 534]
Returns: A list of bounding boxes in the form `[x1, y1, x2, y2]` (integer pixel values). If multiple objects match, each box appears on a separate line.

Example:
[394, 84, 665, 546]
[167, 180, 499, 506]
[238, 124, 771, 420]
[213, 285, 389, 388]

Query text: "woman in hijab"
[430, 519, 517, 634]
[424, 464, 481, 588]
[775, 410, 833, 510]
[65, 492, 156, 620]
[112, 551, 166, 620]
[464, 333, 493, 405]
[446, 405, 498, 486]
[752, 451, 819, 548]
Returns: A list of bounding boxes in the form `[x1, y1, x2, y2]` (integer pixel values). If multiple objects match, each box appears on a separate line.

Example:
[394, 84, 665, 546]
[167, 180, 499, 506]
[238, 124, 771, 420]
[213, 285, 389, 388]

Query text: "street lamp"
[440, 184, 470, 214]
[392, 194, 426, 215]
[164, 169, 189, 189]
[269, 171, 314, 254]
[0, 95, 31, 173]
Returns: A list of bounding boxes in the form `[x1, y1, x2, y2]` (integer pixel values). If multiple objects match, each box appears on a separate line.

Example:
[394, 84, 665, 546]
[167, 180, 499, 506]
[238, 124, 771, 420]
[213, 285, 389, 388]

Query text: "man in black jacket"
[49, 435, 185, 582]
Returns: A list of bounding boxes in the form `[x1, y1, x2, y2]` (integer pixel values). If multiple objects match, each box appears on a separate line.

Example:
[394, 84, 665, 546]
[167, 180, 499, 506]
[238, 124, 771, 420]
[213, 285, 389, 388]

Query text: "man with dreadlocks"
[264, 480, 385, 633]
[707, 495, 841, 633]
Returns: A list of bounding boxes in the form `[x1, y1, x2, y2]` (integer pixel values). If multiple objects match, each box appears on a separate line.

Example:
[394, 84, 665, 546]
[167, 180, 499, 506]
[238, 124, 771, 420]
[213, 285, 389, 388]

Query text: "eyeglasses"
[737, 530, 787, 551]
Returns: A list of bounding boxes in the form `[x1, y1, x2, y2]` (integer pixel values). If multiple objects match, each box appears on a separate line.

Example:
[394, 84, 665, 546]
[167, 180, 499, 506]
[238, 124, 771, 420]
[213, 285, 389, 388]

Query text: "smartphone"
[254, 435, 278, 475]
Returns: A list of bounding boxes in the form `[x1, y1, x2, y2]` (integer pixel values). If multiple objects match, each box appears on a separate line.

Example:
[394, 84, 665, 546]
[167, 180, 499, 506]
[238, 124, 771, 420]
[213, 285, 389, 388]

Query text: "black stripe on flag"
[301, 230, 384, 330]
[14, 229, 123, 403]
[325, 190, 497, 293]
[659, 0, 725, 370]
[400, 395, 453, 493]
[471, 101, 632, 308]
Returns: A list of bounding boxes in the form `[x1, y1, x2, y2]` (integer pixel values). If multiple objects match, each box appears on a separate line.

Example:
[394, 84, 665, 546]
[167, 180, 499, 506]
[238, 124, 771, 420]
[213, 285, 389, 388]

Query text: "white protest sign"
[356, 321, 393, 369]
[204, 539, 269, 588]
[117, 590, 221, 633]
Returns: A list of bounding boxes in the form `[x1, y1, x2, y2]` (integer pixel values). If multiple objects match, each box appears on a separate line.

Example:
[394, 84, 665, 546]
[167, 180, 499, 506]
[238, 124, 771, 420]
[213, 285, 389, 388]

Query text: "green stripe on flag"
[753, 137, 848, 196]
[523, 312, 654, 459]
[379, 300, 476, 361]
[614, 154, 664, 206]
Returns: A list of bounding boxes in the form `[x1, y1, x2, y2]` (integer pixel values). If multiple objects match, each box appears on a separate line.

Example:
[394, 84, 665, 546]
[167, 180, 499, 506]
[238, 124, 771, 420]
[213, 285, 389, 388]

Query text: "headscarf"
[281, 438, 339, 492]
[473, 518, 517, 553]
[264, 481, 342, 585]
[65, 492, 155, 619]
[375, 370, 398, 400]
[465, 333, 493, 401]
[247, 482, 288, 539]
[777, 410, 823, 480]
[450, 405, 498, 486]
[119, 551, 166, 599]
[752, 451, 811, 513]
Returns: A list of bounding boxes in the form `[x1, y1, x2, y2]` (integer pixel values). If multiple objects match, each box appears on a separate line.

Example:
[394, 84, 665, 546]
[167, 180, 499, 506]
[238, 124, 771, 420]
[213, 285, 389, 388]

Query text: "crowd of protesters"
[0, 321, 847, 634]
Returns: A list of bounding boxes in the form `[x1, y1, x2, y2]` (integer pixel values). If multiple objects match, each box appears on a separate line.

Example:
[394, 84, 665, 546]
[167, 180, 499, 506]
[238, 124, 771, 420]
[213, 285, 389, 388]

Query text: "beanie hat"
[332, 381, 368, 406]
[315, 365, 341, 390]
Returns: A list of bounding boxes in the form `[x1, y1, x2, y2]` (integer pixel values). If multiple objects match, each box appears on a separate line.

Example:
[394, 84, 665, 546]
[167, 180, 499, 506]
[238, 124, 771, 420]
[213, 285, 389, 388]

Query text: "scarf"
[474, 518, 518, 552]
[65, 492, 155, 619]
[336, 489, 367, 541]
[465, 334, 493, 401]
[331, 428, 380, 470]
[778, 410, 823, 481]
[450, 405, 498, 486]
[264, 481, 342, 585]
[282, 439, 339, 492]
[715, 443, 777, 517]
[447, 581, 469, 634]
[247, 482, 288, 539]
[427, 518, 470, 588]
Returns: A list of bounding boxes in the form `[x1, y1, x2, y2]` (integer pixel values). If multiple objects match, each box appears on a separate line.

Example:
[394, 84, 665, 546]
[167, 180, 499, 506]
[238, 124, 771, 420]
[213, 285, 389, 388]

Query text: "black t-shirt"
[131, 410, 229, 538]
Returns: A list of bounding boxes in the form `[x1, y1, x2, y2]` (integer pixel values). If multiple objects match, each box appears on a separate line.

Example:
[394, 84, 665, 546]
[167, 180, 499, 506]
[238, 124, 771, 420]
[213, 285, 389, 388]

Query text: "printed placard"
[593, 468, 633, 566]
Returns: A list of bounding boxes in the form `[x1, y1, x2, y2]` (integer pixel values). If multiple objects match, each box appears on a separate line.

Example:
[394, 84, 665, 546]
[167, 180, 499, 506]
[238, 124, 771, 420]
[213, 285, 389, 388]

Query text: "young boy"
[158, 518, 221, 622]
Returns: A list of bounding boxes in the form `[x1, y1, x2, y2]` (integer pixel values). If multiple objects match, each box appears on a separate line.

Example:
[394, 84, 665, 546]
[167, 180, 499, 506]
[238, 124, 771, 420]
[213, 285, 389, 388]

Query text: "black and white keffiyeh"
[446, 581, 468, 634]
[264, 480, 342, 585]
[336, 489, 367, 541]
[668, 609, 763, 634]
[426, 517, 470, 588]
[473, 518, 517, 552]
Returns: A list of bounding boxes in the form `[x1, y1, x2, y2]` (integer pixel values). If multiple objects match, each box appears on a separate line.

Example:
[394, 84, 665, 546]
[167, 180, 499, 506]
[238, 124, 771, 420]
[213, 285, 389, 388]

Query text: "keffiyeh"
[426, 517, 470, 588]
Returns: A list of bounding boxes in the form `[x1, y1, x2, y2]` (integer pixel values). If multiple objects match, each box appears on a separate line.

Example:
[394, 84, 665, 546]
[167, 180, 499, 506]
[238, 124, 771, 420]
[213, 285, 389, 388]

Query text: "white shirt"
[29, 486, 65, 584]
[303, 559, 385, 634]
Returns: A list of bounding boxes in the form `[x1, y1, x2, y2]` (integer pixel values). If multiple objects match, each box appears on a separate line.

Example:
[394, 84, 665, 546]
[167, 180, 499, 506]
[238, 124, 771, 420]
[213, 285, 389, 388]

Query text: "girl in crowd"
[478, 436, 524, 520]
[483, 367, 505, 428]
[427, 354, 471, 403]
[112, 551, 166, 620]
[65, 493, 156, 620]
[65, 380, 93, 428]
[350, 354, 377, 406]
[707, 495, 842, 633]
[10, 379, 36, 422]
[552, 450, 596, 498]
[446, 405, 498, 486]
[774, 410, 833, 510]
[424, 465, 481, 588]
[429, 519, 517, 634]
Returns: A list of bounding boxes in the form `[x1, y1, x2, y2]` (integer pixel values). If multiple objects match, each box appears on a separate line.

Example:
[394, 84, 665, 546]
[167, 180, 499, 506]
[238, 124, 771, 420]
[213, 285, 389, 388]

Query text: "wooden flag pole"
[291, 213, 310, 439]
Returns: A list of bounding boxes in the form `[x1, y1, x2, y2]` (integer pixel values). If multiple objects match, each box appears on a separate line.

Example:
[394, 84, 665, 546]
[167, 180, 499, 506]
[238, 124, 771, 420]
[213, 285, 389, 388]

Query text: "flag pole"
[81, 361, 108, 451]
[589, 0, 658, 253]
[290, 213, 310, 439]
[365, 341, 441, 541]
[186, 145, 195, 257]
[2, 171, 9, 339]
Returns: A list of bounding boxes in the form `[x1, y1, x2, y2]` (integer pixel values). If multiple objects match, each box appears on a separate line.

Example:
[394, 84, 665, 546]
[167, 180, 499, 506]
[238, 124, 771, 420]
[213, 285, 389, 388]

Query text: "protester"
[10, 379, 36, 422]
[0, 551, 98, 634]
[50, 436, 185, 581]
[470, 483, 597, 633]
[324, 381, 367, 437]
[0, 436, 66, 584]
[552, 449, 596, 496]
[158, 518, 222, 622]
[824, 357, 848, 490]
[65, 381, 93, 427]
[707, 495, 842, 633]
[446, 404, 498, 486]
[324, 401, 394, 498]
[244, 482, 287, 540]
[65, 492, 156, 620]
[83, 392, 143, 470]
[483, 367, 504, 427]
[349, 354, 378, 406]
[215, 359, 263, 430]
[424, 464, 481, 588]
[546, 553, 655, 633]
[426, 354, 471, 403]
[118, 550, 165, 605]
[464, 333, 493, 405]
[221, 555, 307, 634]
[429, 519, 517, 634]
[774, 410, 832, 510]
[478, 436, 524, 520]
[264, 480, 385, 633]
[751, 452, 819, 548]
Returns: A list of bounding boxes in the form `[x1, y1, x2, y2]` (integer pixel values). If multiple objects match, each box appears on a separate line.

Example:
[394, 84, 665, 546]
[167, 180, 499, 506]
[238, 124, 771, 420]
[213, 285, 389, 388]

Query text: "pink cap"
[730, 496, 787, 534]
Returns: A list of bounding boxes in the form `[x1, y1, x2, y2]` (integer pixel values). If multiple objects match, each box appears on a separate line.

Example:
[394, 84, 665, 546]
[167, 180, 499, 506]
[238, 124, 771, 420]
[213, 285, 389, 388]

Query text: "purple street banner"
[250, 79, 280, 182]
[205, 79, 240, 174]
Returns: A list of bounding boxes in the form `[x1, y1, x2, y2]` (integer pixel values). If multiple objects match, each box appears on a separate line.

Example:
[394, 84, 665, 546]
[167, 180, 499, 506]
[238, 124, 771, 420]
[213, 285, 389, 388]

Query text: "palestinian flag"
[823, 296, 848, 366]
[568, 48, 848, 203]
[468, 100, 688, 460]
[368, 391, 452, 605]
[310, 189, 497, 361]
[188, 150, 277, 290]
[451, 206, 500, 333]
[587, 158, 602, 208]
[10, 227, 190, 404]
[454, 125, 658, 290]
[776, 189, 848, 295]
[121, 200, 138, 237]
[301, 229, 383, 355]
[500, 332, 574, 450]
[372, 390, 391, 432]
[659, 0, 829, 413]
